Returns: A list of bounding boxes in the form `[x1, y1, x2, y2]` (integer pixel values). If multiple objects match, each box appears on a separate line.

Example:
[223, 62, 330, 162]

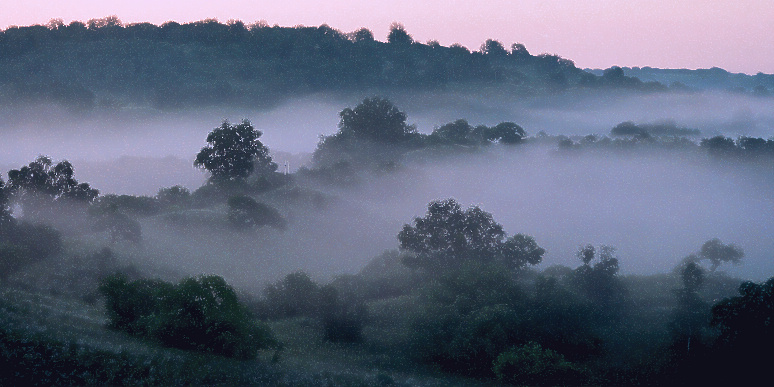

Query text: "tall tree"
[398, 198, 544, 272]
[194, 119, 276, 181]
[337, 97, 416, 143]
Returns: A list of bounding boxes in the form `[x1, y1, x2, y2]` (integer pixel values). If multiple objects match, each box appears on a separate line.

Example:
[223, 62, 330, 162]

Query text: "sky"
[1, 0, 773, 74]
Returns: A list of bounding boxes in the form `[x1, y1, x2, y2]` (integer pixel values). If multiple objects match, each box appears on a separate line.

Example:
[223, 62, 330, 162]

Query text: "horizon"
[1, 0, 772, 75]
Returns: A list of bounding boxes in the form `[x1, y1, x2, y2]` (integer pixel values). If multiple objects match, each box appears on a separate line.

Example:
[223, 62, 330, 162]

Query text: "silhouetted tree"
[156, 185, 191, 210]
[387, 22, 412, 45]
[194, 120, 276, 182]
[337, 97, 416, 143]
[399, 198, 544, 272]
[480, 39, 507, 57]
[7, 156, 99, 219]
[709, 277, 774, 383]
[227, 195, 285, 230]
[698, 238, 744, 271]
[0, 178, 11, 224]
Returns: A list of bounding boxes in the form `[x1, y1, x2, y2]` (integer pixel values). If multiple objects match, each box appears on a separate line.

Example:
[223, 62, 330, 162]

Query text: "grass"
[0, 285, 492, 386]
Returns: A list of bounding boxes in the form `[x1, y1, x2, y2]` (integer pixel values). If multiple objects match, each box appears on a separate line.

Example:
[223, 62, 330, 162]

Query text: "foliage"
[194, 120, 276, 182]
[571, 244, 626, 317]
[493, 342, 588, 386]
[398, 198, 544, 272]
[91, 211, 142, 244]
[0, 221, 62, 280]
[711, 277, 774, 350]
[319, 284, 368, 343]
[698, 238, 744, 271]
[0, 178, 11, 224]
[337, 97, 417, 143]
[259, 271, 322, 319]
[226, 195, 286, 230]
[98, 273, 276, 359]
[156, 185, 192, 210]
[91, 194, 160, 217]
[409, 263, 598, 378]
[6, 156, 99, 219]
[257, 271, 367, 343]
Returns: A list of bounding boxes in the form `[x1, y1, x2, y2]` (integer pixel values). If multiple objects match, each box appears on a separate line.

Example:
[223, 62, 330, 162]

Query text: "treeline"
[588, 66, 774, 95]
[0, 17, 661, 111]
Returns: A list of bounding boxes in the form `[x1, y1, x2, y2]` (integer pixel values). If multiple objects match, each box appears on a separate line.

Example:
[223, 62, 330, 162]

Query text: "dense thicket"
[98, 273, 276, 359]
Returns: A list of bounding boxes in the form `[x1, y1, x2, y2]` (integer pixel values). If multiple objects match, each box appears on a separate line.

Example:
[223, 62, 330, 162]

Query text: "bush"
[0, 221, 62, 280]
[493, 342, 588, 386]
[227, 196, 286, 230]
[319, 284, 367, 343]
[99, 273, 276, 359]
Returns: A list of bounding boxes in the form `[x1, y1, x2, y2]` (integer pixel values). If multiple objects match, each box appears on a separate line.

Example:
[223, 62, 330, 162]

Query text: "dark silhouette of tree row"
[0, 17, 662, 110]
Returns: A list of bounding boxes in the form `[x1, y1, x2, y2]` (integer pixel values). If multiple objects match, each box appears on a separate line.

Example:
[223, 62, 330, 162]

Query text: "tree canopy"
[699, 238, 744, 271]
[194, 120, 276, 181]
[337, 97, 416, 143]
[398, 198, 544, 272]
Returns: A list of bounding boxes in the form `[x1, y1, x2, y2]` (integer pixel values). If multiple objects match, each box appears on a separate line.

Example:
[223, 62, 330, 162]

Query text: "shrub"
[227, 196, 286, 230]
[319, 284, 367, 343]
[0, 221, 62, 280]
[99, 274, 275, 359]
[493, 342, 588, 386]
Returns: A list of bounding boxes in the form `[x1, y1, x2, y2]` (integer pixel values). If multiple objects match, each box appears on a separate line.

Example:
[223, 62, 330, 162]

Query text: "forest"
[1, 17, 774, 387]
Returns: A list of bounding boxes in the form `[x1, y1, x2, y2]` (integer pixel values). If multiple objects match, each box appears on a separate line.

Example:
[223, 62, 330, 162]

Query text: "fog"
[2, 89, 773, 289]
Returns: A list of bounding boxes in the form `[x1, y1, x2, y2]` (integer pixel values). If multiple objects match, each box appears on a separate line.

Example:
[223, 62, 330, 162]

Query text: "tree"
[709, 277, 774, 383]
[7, 156, 99, 219]
[698, 238, 744, 271]
[572, 244, 624, 308]
[337, 97, 416, 143]
[387, 22, 412, 45]
[194, 120, 276, 181]
[227, 195, 285, 230]
[480, 39, 507, 57]
[486, 122, 526, 144]
[398, 198, 544, 272]
[0, 178, 11, 224]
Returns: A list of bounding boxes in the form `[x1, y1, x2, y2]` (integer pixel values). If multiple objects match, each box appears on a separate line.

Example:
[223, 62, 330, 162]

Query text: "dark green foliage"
[570, 244, 627, 322]
[227, 195, 286, 230]
[711, 277, 774, 350]
[194, 120, 276, 182]
[0, 178, 11, 224]
[610, 121, 700, 137]
[485, 122, 526, 144]
[700, 135, 738, 157]
[337, 97, 416, 143]
[259, 271, 322, 319]
[98, 274, 276, 359]
[704, 277, 774, 383]
[319, 284, 367, 343]
[398, 198, 544, 272]
[6, 156, 99, 219]
[698, 238, 744, 271]
[257, 271, 367, 343]
[91, 194, 161, 217]
[0, 18, 662, 113]
[387, 23, 413, 45]
[493, 342, 588, 386]
[156, 185, 192, 210]
[0, 221, 62, 280]
[0, 327, 280, 385]
[409, 263, 598, 378]
[91, 211, 142, 244]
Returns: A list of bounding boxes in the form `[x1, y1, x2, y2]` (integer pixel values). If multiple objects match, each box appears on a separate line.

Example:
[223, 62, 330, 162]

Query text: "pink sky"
[2, 0, 773, 74]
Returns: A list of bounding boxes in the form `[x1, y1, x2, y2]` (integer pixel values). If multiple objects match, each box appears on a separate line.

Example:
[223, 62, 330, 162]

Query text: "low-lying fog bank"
[123, 144, 774, 291]
[2, 89, 772, 169]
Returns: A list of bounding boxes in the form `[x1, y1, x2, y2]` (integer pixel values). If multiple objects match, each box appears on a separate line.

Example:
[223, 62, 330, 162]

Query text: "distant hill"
[585, 66, 774, 95]
[0, 17, 665, 112]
